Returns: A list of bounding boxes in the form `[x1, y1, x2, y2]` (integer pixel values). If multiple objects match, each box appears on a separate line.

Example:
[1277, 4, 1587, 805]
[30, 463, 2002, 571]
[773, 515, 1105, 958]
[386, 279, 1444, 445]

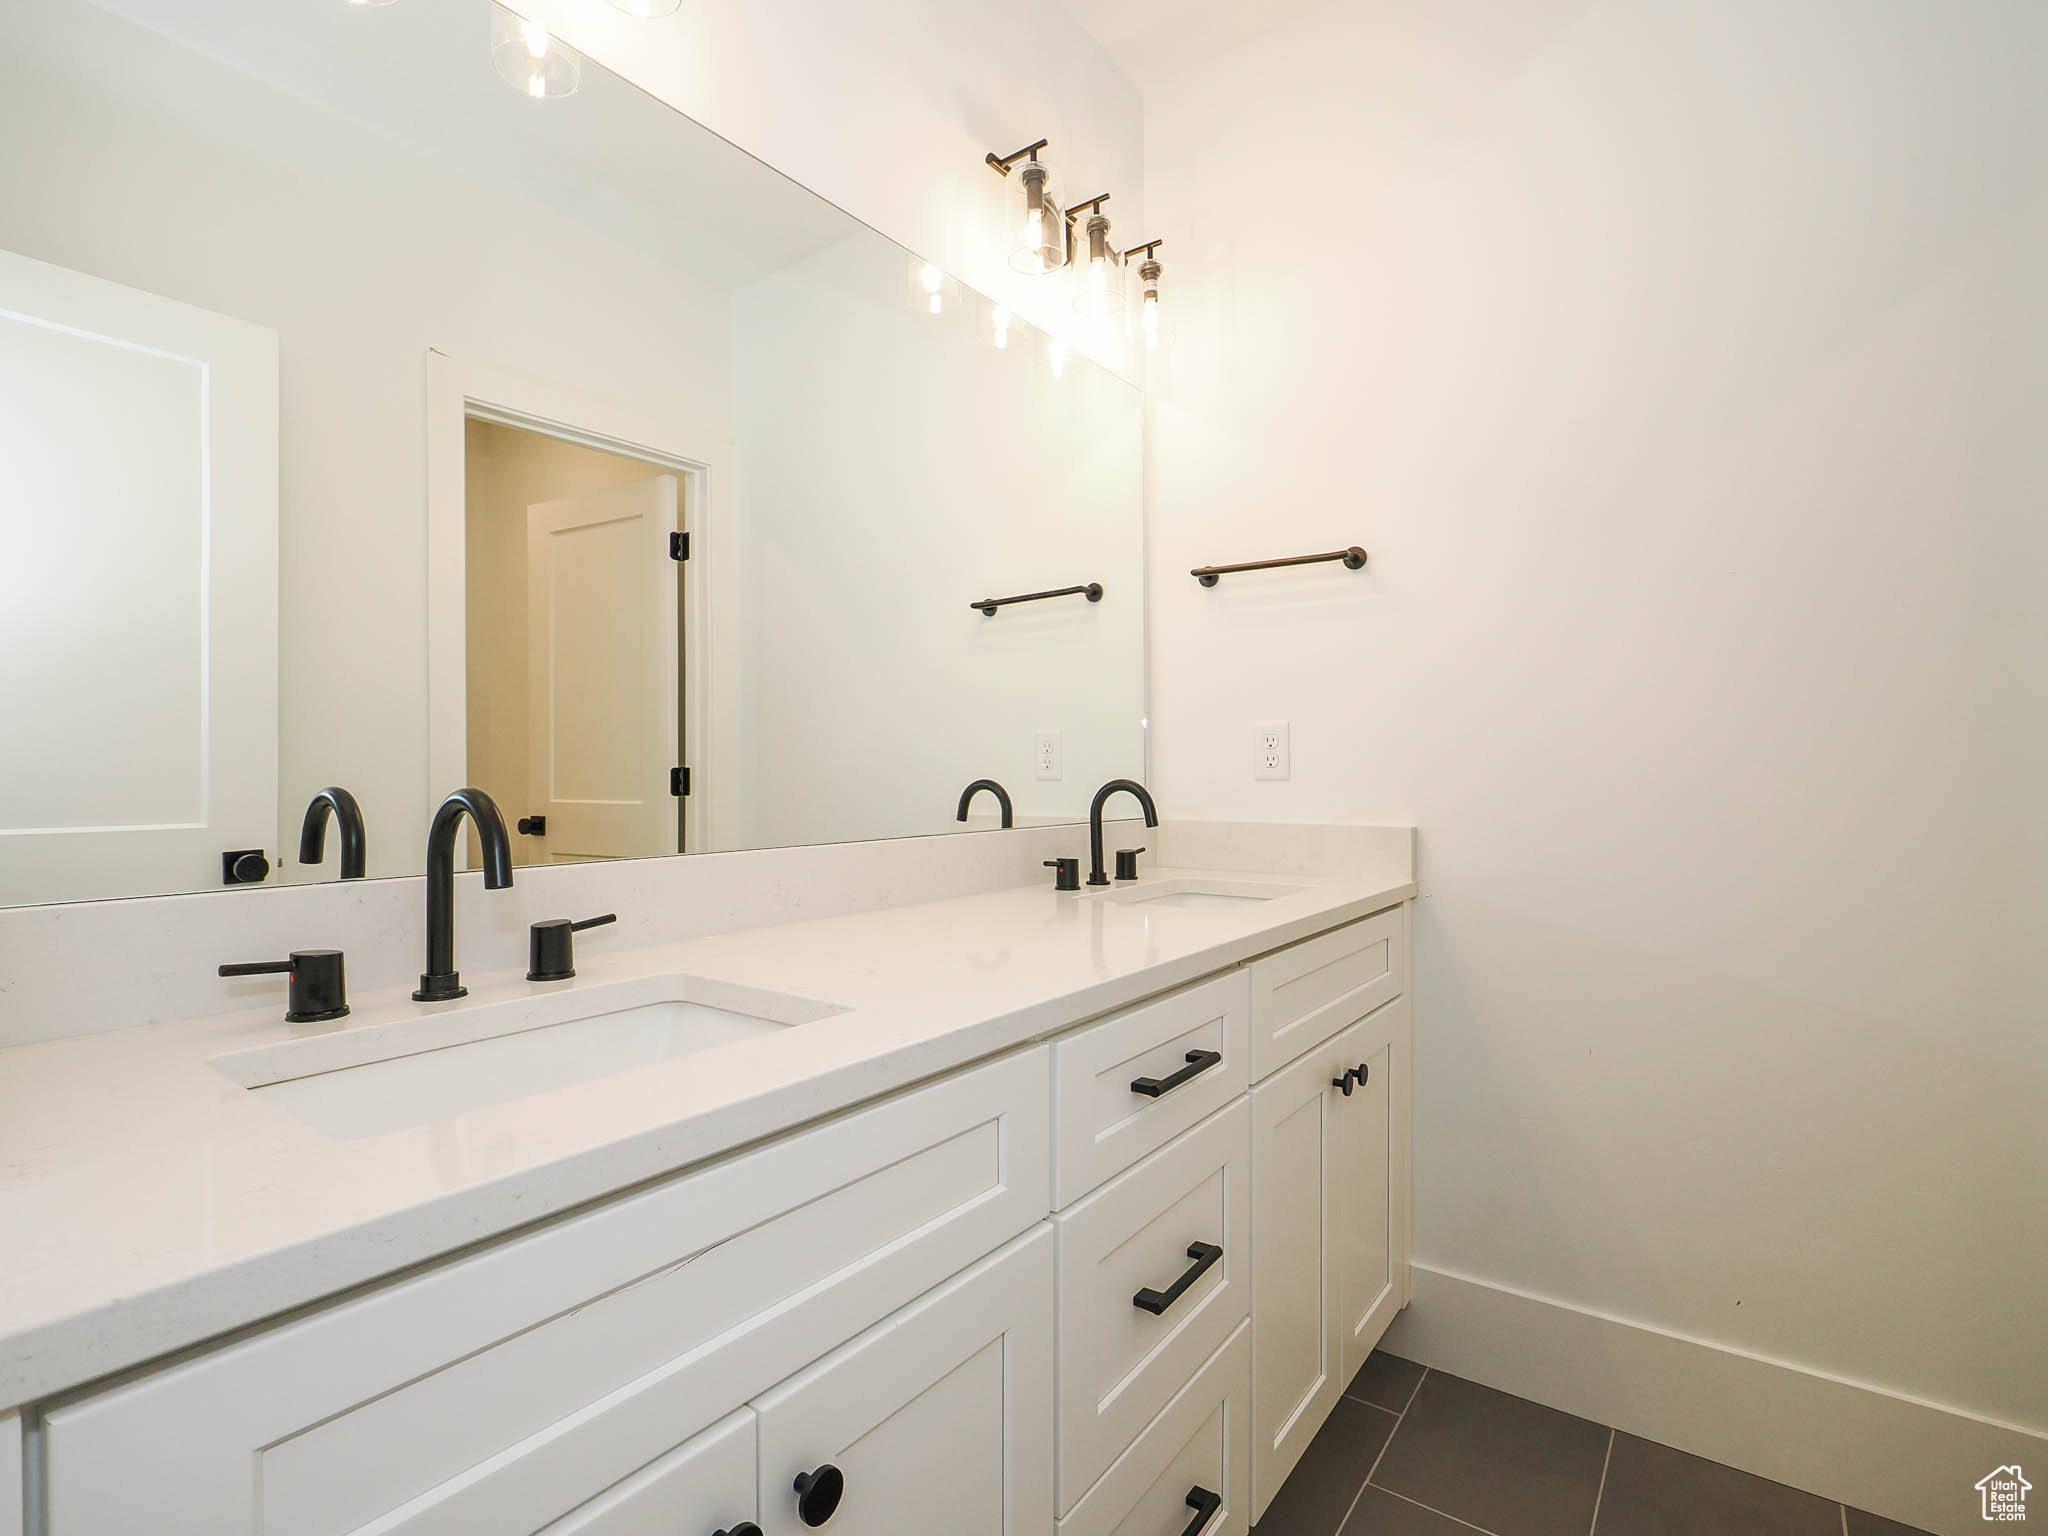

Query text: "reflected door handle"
[1131, 1049, 1223, 1098]
[1133, 1242, 1223, 1315]
[1179, 1487, 1223, 1536]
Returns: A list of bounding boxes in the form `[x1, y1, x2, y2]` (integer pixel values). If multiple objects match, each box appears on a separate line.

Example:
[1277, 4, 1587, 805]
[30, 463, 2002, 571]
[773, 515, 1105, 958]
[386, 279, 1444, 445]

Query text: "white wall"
[0, 1, 735, 881]
[1145, 0, 2046, 1471]
[516, 0, 1149, 384]
[730, 232, 1146, 849]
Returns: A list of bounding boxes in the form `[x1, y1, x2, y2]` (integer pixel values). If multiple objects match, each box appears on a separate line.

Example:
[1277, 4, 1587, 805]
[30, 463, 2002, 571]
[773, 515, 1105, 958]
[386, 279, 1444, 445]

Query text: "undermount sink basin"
[1098, 877, 1305, 911]
[210, 974, 847, 1141]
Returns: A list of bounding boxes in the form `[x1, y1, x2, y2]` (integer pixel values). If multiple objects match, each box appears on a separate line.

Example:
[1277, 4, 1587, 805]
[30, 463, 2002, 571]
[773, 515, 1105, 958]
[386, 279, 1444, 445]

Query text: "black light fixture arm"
[971, 582, 1103, 617]
[1193, 546, 1368, 587]
[985, 138, 1049, 175]
[1125, 238, 1163, 261]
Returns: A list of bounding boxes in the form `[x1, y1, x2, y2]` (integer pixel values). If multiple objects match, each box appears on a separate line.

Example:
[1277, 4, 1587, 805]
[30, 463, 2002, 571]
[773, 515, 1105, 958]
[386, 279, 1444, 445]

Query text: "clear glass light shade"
[1134, 257, 1173, 351]
[491, 5, 580, 98]
[1072, 213, 1124, 316]
[607, 0, 683, 12]
[1008, 161, 1066, 276]
[906, 257, 963, 318]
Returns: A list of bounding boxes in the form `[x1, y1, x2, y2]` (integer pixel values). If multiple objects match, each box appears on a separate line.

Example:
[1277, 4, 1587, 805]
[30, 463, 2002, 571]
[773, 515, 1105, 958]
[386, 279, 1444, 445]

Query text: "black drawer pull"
[1179, 1487, 1223, 1536]
[1131, 1049, 1223, 1098]
[1134, 1242, 1223, 1314]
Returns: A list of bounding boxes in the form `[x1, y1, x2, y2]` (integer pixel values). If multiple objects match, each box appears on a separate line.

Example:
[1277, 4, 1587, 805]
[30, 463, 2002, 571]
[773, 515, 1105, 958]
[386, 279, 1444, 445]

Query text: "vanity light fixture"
[606, 0, 683, 13]
[1127, 240, 1168, 351]
[1069, 196, 1124, 316]
[491, 4, 580, 98]
[987, 139, 1067, 275]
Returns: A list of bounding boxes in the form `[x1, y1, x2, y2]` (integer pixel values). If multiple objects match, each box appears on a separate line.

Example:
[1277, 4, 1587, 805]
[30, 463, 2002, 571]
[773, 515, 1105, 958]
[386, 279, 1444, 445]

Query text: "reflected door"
[0, 248, 278, 905]
[525, 474, 680, 861]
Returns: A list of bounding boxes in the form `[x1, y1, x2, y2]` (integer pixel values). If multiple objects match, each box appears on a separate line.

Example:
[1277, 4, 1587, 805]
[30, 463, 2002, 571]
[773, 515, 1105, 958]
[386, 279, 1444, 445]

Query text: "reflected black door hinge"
[671, 766, 691, 797]
[670, 532, 689, 561]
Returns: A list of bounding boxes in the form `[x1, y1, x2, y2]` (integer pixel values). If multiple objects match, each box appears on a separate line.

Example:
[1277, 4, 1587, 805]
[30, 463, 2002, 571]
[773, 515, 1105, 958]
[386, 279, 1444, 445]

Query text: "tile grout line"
[1586, 1427, 1616, 1535]
[1375, 1484, 1508, 1536]
[1331, 1366, 1439, 1536]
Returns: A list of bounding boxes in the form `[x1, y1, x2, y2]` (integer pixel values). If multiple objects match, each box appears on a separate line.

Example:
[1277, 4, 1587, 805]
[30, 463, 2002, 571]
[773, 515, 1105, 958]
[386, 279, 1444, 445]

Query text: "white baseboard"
[1379, 1263, 2044, 1536]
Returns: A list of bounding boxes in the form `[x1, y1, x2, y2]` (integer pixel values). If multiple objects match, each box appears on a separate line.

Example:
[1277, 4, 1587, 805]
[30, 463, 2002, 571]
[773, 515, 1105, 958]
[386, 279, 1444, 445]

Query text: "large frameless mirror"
[0, 0, 1146, 906]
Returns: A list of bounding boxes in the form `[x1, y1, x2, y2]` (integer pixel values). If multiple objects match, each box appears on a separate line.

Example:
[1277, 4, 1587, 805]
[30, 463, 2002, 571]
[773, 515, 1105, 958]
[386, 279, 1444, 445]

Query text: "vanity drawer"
[43, 1048, 1050, 1536]
[1056, 1098, 1251, 1511]
[1248, 906, 1404, 1079]
[537, 1409, 756, 1536]
[1053, 969, 1251, 1208]
[1059, 1323, 1250, 1536]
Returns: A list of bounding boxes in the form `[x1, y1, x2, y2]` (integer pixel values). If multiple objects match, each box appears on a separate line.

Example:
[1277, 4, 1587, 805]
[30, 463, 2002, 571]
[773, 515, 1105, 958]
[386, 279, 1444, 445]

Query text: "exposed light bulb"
[521, 18, 548, 55]
[992, 307, 1011, 349]
[920, 265, 943, 294]
[492, 4, 579, 97]
[1049, 338, 1069, 379]
[1142, 292, 1160, 351]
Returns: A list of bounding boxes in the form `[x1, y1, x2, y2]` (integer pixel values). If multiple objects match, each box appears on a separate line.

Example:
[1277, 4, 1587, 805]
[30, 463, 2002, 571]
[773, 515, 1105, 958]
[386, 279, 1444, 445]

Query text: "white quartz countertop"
[0, 863, 1412, 1408]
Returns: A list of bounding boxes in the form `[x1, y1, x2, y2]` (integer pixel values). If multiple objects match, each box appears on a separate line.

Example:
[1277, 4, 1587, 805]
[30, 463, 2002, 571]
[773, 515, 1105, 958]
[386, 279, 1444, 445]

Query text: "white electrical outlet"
[1034, 729, 1063, 781]
[1254, 721, 1291, 781]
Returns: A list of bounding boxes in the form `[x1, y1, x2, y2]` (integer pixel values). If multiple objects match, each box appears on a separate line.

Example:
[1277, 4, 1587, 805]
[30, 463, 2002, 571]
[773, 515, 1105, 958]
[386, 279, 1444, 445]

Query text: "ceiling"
[1060, 0, 1339, 92]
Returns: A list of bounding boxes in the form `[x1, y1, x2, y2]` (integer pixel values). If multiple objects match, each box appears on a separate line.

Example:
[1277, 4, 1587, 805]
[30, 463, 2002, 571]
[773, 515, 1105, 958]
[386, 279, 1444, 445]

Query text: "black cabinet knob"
[713, 1525, 763, 1536]
[1355, 1062, 1370, 1086]
[222, 849, 270, 885]
[793, 1465, 844, 1527]
[1333, 1069, 1356, 1096]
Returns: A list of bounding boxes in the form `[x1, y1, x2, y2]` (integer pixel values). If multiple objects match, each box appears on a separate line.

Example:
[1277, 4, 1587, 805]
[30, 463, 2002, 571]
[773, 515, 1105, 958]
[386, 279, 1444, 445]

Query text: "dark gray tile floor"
[1252, 1352, 1939, 1536]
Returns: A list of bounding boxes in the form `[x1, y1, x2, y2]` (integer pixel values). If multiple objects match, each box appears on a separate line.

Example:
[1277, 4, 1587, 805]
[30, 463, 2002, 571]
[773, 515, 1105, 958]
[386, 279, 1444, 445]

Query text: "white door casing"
[424, 350, 726, 860]
[525, 474, 680, 861]
[0, 247, 277, 905]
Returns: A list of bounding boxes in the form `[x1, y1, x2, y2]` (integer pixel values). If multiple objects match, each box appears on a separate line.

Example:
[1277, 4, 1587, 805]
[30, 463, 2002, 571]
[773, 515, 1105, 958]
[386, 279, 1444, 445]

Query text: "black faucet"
[298, 786, 367, 880]
[956, 779, 1014, 829]
[414, 788, 514, 1003]
[1088, 778, 1159, 886]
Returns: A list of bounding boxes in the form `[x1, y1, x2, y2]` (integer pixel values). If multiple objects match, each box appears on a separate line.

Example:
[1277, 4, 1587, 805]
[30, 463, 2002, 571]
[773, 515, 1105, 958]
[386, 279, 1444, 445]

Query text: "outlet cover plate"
[1034, 729, 1063, 781]
[1254, 721, 1290, 781]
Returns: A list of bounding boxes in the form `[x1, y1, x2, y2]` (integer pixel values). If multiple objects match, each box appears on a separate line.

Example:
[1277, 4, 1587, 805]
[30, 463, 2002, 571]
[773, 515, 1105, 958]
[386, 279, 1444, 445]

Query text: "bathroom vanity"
[0, 826, 1414, 1536]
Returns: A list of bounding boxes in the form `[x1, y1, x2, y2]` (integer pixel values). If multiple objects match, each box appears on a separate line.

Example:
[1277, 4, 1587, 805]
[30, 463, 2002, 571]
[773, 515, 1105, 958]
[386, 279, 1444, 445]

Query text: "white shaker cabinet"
[536, 1409, 757, 1536]
[752, 1226, 1056, 1536]
[2, 1410, 18, 1536]
[1247, 996, 1409, 1521]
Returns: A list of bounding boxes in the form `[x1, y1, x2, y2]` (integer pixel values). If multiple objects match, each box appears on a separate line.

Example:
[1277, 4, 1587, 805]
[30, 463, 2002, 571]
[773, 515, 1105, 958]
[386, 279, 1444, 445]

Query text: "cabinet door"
[538, 1409, 755, 1536]
[1334, 1000, 1406, 1383]
[2, 1410, 19, 1536]
[753, 1227, 1054, 1536]
[1248, 1032, 1345, 1520]
[1248, 1002, 1407, 1521]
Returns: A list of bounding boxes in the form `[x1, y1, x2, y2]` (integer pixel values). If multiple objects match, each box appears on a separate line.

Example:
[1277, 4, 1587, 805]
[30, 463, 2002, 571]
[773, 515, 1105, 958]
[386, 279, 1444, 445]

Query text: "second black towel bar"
[1192, 546, 1367, 586]
[971, 582, 1103, 616]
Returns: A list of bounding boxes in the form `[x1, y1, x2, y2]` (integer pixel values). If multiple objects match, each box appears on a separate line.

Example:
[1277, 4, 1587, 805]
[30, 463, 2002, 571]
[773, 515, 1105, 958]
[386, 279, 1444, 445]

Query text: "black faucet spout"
[415, 788, 514, 1003]
[956, 779, 1014, 829]
[298, 787, 367, 880]
[1088, 778, 1158, 886]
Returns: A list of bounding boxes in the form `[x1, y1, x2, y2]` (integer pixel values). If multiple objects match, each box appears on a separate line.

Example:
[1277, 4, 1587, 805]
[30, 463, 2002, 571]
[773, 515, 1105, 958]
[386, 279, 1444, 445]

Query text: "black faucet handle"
[1114, 846, 1147, 882]
[219, 950, 349, 1024]
[1044, 857, 1081, 892]
[528, 913, 618, 983]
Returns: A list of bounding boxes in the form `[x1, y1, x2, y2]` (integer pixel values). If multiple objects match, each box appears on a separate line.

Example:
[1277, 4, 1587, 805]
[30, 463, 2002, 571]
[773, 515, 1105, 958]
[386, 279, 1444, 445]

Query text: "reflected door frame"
[425, 348, 730, 862]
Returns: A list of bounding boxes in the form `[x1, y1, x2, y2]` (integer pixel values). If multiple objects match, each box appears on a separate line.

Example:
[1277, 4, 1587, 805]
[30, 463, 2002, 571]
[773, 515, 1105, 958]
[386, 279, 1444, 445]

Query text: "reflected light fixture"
[1070, 196, 1123, 316]
[991, 305, 1012, 350]
[1127, 240, 1168, 351]
[1049, 337, 1069, 380]
[491, 4, 580, 98]
[607, 0, 683, 13]
[987, 139, 1067, 275]
[906, 257, 961, 317]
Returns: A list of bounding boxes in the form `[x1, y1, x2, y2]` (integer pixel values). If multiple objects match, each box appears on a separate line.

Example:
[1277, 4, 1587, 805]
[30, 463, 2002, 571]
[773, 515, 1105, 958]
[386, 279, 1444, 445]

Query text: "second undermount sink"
[1098, 877, 1306, 911]
[210, 974, 847, 1141]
